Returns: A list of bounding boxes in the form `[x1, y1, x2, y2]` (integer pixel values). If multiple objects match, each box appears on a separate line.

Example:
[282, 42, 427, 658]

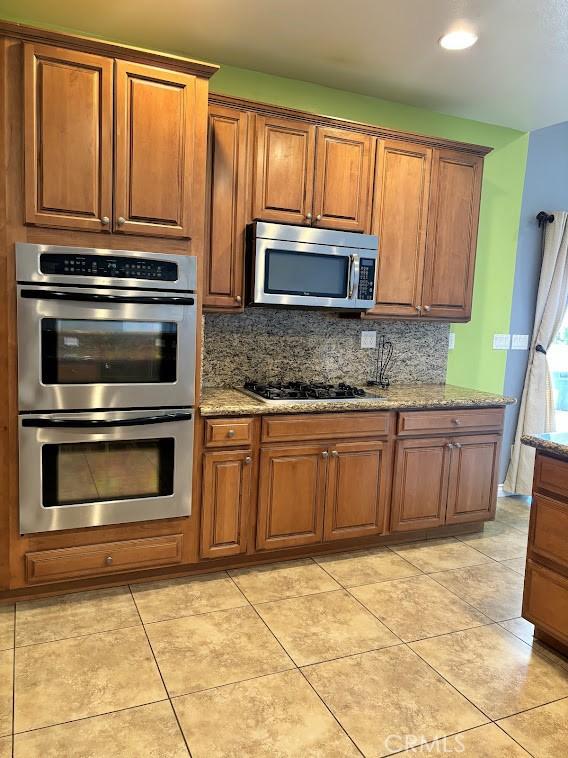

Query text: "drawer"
[205, 417, 253, 448]
[262, 412, 393, 443]
[397, 408, 504, 436]
[530, 493, 568, 571]
[25, 535, 183, 585]
[534, 453, 568, 500]
[523, 560, 568, 646]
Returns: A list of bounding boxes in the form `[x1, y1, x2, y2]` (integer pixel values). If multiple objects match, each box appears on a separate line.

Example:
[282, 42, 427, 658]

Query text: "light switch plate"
[511, 334, 529, 350]
[448, 332, 456, 350]
[493, 333, 511, 350]
[361, 330, 377, 349]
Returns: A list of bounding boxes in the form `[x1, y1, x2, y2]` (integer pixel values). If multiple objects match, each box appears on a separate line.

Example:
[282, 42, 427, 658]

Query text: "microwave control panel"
[39, 254, 178, 282]
[358, 258, 376, 300]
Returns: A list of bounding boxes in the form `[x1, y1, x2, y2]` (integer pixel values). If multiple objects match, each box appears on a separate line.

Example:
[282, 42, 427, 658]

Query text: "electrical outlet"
[361, 330, 377, 349]
[448, 333, 456, 350]
[511, 334, 529, 350]
[493, 333, 511, 350]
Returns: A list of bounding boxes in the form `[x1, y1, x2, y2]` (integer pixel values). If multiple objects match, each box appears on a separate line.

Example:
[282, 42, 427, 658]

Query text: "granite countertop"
[522, 432, 568, 461]
[200, 384, 515, 418]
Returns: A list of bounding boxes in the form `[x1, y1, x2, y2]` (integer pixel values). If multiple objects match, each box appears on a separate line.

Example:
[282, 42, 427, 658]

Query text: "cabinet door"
[252, 115, 316, 225]
[391, 437, 450, 532]
[445, 434, 500, 525]
[422, 149, 483, 320]
[114, 61, 196, 237]
[257, 444, 327, 550]
[312, 127, 375, 232]
[23, 43, 113, 231]
[204, 106, 248, 310]
[368, 140, 432, 318]
[324, 440, 390, 541]
[201, 450, 252, 559]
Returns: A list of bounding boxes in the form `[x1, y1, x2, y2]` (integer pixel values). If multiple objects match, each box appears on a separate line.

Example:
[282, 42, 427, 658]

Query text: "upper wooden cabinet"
[368, 140, 432, 318]
[422, 149, 483, 320]
[253, 116, 374, 232]
[23, 43, 113, 231]
[204, 105, 249, 309]
[114, 61, 196, 237]
[23, 41, 210, 238]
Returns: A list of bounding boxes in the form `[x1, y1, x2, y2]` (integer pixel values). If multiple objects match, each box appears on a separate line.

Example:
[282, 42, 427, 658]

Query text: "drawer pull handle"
[105, 555, 113, 566]
[244, 456, 252, 464]
[452, 418, 462, 425]
[227, 430, 236, 438]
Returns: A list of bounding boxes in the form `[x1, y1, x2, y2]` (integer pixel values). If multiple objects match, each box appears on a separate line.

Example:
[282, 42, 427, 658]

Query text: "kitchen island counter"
[522, 432, 568, 462]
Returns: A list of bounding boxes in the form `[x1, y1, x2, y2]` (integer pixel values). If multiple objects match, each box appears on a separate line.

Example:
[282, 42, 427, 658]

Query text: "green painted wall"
[211, 67, 529, 394]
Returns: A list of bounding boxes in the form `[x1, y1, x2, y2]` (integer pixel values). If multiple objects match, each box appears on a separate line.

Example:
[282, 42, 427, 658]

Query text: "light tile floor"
[2, 494, 567, 756]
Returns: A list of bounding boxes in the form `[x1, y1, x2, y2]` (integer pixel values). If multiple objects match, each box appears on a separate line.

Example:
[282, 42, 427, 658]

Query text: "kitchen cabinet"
[23, 43, 113, 231]
[323, 440, 390, 540]
[368, 140, 432, 318]
[253, 116, 374, 231]
[421, 149, 483, 320]
[256, 444, 328, 549]
[24, 43, 200, 238]
[201, 449, 253, 559]
[391, 433, 499, 532]
[204, 105, 249, 309]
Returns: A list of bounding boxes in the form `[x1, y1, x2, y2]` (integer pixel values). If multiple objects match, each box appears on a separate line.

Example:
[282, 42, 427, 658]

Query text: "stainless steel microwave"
[248, 222, 378, 310]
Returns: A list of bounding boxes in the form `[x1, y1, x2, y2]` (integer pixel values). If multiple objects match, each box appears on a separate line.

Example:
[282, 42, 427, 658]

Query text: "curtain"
[504, 211, 568, 495]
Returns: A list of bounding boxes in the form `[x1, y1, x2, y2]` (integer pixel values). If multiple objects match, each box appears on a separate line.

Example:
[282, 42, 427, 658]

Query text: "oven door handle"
[22, 412, 193, 429]
[20, 290, 195, 306]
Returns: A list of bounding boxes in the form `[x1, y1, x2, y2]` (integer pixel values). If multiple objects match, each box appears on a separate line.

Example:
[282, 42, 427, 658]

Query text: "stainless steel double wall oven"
[16, 244, 197, 534]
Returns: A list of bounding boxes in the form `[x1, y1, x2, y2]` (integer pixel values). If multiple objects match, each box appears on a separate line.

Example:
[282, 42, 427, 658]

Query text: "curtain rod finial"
[537, 211, 555, 227]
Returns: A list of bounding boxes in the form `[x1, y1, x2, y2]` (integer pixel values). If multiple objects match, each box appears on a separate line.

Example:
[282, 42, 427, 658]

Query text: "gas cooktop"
[243, 381, 367, 401]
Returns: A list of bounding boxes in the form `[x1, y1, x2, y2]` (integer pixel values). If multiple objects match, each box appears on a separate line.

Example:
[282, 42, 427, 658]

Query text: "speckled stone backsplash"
[202, 308, 449, 387]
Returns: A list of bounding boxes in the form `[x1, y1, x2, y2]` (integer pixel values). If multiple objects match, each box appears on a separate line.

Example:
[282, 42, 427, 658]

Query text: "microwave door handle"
[348, 255, 360, 300]
[20, 290, 195, 306]
[22, 412, 193, 429]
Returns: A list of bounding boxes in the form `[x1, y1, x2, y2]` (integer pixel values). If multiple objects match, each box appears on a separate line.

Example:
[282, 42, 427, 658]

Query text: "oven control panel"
[358, 258, 376, 301]
[39, 253, 178, 282]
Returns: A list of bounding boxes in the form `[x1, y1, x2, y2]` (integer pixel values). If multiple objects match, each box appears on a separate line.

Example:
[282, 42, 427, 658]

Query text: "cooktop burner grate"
[243, 380, 367, 401]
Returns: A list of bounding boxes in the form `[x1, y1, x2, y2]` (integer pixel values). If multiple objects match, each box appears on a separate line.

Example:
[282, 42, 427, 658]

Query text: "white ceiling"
[2, 0, 568, 130]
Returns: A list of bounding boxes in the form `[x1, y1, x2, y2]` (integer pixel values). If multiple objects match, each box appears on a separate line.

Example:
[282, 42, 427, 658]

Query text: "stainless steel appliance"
[242, 380, 369, 404]
[16, 244, 197, 411]
[19, 409, 193, 534]
[249, 222, 378, 310]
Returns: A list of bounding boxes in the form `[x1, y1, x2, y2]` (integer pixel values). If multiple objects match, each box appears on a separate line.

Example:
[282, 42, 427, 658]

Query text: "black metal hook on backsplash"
[367, 335, 394, 389]
[536, 211, 555, 228]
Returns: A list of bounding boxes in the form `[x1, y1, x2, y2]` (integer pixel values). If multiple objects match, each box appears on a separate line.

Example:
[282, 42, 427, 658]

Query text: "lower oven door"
[19, 409, 194, 534]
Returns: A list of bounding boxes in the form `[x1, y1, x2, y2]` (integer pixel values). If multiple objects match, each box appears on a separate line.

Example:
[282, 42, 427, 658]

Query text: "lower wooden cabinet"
[324, 440, 390, 540]
[391, 433, 500, 532]
[524, 560, 568, 647]
[256, 444, 328, 550]
[200, 450, 253, 558]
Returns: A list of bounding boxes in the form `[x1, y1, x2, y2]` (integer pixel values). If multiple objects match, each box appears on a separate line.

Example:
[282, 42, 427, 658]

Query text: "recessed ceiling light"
[439, 30, 478, 50]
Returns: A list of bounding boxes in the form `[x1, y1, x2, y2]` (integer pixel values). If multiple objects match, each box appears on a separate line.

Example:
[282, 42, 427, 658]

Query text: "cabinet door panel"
[204, 106, 248, 309]
[201, 450, 252, 559]
[115, 61, 195, 237]
[368, 140, 432, 317]
[24, 43, 113, 231]
[445, 434, 500, 524]
[391, 437, 450, 532]
[253, 115, 315, 225]
[257, 445, 326, 549]
[313, 127, 374, 232]
[324, 440, 390, 541]
[422, 149, 483, 320]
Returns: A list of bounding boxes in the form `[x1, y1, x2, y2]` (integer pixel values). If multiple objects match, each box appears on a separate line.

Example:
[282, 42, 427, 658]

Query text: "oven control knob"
[105, 556, 113, 566]
[101, 216, 110, 226]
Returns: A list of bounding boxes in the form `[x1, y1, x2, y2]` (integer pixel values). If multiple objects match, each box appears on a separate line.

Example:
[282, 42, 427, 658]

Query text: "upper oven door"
[252, 238, 374, 309]
[17, 285, 196, 411]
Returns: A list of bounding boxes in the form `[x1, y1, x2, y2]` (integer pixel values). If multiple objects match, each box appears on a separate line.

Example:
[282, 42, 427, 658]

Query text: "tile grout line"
[128, 585, 193, 758]
[493, 722, 537, 758]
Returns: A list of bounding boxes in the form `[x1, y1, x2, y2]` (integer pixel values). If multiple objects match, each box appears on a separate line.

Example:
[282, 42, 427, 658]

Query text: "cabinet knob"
[101, 216, 110, 226]
[235, 295, 242, 303]
[316, 214, 322, 221]
[446, 443, 454, 449]
[244, 456, 252, 464]
[415, 305, 422, 312]
[105, 555, 113, 566]
[454, 442, 462, 449]
[117, 216, 126, 226]
[423, 305, 431, 312]
[306, 212, 312, 220]
[331, 450, 339, 457]
[321, 451, 329, 459]
[227, 429, 236, 438]
[452, 418, 462, 426]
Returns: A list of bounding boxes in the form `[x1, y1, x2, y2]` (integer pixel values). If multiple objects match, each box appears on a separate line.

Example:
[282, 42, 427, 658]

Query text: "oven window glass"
[41, 438, 175, 507]
[41, 320, 177, 384]
[264, 249, 349, 298]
